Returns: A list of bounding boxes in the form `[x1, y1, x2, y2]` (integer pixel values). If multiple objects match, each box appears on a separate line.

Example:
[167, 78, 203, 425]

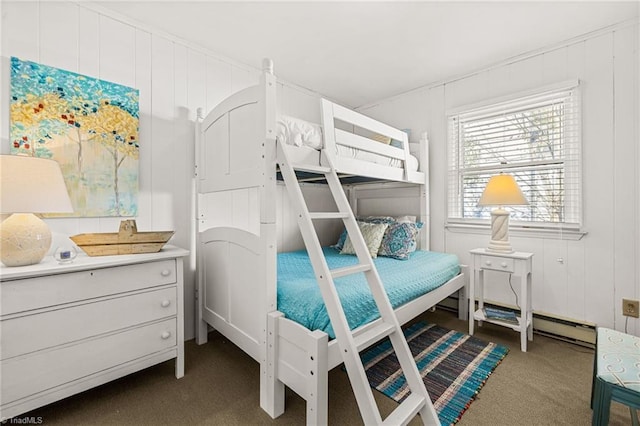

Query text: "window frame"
[446, 80, 585, 239]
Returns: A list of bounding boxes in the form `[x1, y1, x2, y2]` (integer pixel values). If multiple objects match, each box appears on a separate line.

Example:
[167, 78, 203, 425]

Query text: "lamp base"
[486, 208, 514, 254]
[0, 213, 52, 267]
[486, 241, 515, 254]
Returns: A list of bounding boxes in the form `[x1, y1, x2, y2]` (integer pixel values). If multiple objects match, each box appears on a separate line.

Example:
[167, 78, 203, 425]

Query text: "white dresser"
[0, 245, 189, 421]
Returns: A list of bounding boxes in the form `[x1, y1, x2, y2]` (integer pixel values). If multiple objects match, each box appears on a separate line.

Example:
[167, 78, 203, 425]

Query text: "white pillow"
[276, 115, 323, 149]
[395, 215, 417, 223]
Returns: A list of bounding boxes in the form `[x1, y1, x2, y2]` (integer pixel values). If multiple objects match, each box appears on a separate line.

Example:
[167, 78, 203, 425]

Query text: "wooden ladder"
[277, 143, 440, 425]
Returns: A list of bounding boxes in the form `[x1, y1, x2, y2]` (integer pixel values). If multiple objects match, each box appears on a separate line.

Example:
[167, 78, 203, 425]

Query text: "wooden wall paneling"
[561, 40, 588, 323]
[613, 25, 638, 334]
[205, 56, 232, 114]
[359, 89, 428, 136]
[150, 35, 176, 231]
[486, 59, 512, 101]
[98, 16, 136, 89]
[442, 70, 489, 111]
[439, 232, 486, 268]
[426, 84, 447, 252]
[280, 85, 320, 123]
[541, 47, 568, 85]
[505, 54, 544, 93]
[78, 6, 99, 78]
[187, 50, 207, 119]
[516, 237, 544, 311]
[39, 2, 78, 71]
[231, 64, 259, 94]
[173, 43, 191, 248]
[3, 1, 38, 61]
[566, 239, 587, 321]
[582, 33, 615, 328]
[540, 239, 569, 315]
[134, 29, 153, 233]
[174, 43, 196, 340]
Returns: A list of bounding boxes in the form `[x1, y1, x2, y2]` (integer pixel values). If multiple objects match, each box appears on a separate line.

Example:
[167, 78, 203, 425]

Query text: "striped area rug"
[361, 321, 509, 425]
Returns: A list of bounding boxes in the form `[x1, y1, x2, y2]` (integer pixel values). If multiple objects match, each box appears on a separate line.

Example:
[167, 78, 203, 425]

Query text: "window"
[447, 81, 581, 231]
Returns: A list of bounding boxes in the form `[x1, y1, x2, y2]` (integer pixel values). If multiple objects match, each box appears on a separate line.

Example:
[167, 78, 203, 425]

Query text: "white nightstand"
[468, 248, 534, 352]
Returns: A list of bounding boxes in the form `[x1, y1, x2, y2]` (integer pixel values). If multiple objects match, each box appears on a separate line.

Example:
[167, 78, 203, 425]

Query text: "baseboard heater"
[438, 297, 596, 348]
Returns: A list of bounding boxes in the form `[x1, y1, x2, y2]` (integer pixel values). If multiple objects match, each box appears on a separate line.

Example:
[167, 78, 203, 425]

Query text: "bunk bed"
[195, 59, 468, 425]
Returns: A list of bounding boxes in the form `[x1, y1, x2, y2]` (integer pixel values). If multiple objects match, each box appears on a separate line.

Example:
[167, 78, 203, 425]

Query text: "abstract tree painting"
[10, 57, 139, 217]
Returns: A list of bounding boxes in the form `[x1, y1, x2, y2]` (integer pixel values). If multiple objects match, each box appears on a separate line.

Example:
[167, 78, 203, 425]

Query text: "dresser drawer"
[479, 255, 515, 273]
[1, 259, 176, 315]
[1, 287, 177, 360]
[1, 318, 177, 405]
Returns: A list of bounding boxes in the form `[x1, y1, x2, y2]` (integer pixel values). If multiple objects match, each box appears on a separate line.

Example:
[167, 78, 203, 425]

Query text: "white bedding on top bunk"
[276, 115, 419, 171]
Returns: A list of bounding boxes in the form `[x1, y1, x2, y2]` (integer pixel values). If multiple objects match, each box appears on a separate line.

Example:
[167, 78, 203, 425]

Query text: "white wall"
[359, 21, 639, 335]
[0, 1, 320, 340]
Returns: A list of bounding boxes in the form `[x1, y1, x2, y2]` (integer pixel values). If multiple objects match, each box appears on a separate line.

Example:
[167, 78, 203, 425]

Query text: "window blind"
[447, 82, 581, 229]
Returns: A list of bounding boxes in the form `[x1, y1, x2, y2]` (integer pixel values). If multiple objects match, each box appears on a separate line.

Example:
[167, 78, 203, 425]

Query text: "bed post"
[263, 312, 285, 418]
[306, 330, 329, 426]
[195, 107, 209, 345]
[262, 58, 274, 75]
[260, 58, 282, 419]
[420, 132, 430, 251]
[458, 264, 469, 320]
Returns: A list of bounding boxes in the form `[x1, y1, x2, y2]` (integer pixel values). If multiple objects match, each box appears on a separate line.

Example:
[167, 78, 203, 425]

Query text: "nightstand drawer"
[1, 259, 177, 315]
[1, 318, 177, 405]
[1, 287, 177, 360]
[479, 255, 515, 273]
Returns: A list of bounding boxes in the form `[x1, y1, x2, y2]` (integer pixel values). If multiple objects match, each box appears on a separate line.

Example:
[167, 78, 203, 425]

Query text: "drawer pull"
[161, 300, 171, 308]
[485, 260, 492, 266]
[161, 269, 171, 277]
[501, 262, 508, 268]
[161, 331, 172, 340]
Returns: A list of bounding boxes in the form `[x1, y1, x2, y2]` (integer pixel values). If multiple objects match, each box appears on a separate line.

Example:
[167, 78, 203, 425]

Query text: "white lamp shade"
[478, 173, 528, 207]
[1, 155, 73, 213]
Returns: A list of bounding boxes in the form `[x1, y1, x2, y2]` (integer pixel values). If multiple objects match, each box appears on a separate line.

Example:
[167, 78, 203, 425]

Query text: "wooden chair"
[591, 327, 640, 426]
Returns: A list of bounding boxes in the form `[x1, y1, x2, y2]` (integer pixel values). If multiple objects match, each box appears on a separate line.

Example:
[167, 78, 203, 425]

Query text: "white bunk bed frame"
[195, 59, 468, 425]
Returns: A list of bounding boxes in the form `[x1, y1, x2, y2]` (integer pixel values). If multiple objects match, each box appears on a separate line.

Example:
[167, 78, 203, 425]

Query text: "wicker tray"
[70, 220, 174, 256]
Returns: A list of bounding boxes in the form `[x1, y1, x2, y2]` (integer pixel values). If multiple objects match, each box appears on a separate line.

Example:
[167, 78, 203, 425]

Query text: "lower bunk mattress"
[277, 247, 460, 338]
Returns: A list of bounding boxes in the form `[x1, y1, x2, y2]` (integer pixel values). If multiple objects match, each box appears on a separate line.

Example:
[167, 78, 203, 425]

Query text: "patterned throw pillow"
[378, 222, 423, 260]
[333, 216, 395, 250]
[340, 222, 389, 258]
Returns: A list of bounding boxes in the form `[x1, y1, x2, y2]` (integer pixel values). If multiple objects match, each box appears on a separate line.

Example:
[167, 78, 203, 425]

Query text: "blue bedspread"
[277, 247, 460, 338]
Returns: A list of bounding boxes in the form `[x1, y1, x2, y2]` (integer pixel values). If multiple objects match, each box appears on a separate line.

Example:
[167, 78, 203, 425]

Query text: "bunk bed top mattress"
[277, 247, 460, 338]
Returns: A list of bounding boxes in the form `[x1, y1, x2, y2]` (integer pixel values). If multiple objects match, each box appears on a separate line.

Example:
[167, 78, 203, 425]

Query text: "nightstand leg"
[477, 269, 484, 327]
[527, 272, 533, 341]
[469, 266, 476, 336]
[520, 272, 527, 352]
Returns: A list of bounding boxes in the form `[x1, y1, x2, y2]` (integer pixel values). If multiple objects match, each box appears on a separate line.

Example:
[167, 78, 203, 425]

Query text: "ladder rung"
[291, 163, 331, 174]
[331, 263, 371, 279]
[353, 322, 396, 352]
[309, 212, 349, 220]
[382, 393, 427, 426]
